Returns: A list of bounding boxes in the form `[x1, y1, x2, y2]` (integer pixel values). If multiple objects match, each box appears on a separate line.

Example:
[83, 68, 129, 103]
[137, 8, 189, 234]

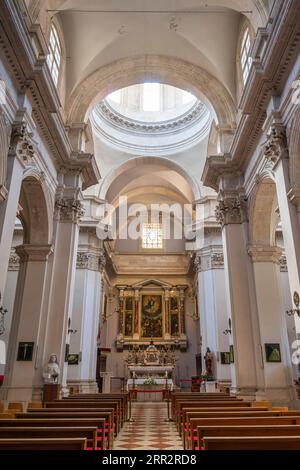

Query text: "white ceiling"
[50, 0, 269, 100]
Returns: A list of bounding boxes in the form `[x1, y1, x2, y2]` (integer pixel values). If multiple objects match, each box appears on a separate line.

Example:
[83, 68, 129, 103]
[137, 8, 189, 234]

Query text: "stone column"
[133, 289, 140, 339]
[0, 121, 32, 299]
[2, 244, 53, 402]
[264, 124, 300, 337]
[67, 246, 106, 394]
[216, 185, 264, 399]
[164, 288, 170, 339]
[248, 244, 296, 405]
[194, 247, 230, 381]
[43, 186, 83, 396]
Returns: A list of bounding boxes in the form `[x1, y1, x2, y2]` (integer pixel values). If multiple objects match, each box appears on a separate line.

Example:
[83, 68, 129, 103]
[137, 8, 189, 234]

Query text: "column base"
[67, 379, 99, 395]
[264, 386, 299, 408]
[230, 386, 257, 401]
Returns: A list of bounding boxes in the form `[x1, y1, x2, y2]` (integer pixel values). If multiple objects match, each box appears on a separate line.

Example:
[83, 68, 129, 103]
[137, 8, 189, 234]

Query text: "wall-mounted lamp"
[286, 292, 300, 317]
[0, 293, 8, 336]
[67, 318, 77, 335]
[223, 318, 232, 336]
[68, 328, 78, 335]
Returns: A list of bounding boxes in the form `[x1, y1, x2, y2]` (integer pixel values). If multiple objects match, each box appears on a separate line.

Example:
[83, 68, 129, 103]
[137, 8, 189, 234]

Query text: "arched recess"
[99, 156, 201, 204]
[249, 175, 279, 246]
[66, 55, 237, 151]
[18, 172, 52, 245]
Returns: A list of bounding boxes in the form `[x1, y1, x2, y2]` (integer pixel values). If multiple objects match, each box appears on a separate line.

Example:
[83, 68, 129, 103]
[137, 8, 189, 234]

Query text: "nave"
[114, 403, 183, 451]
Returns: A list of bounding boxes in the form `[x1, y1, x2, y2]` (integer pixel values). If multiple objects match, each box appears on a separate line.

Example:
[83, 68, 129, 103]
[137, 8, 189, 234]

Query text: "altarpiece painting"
[141, 295, 163, 338]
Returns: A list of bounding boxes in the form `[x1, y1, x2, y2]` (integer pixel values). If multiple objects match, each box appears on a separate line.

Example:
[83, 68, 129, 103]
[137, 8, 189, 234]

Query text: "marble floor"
[114, 402, 183, 450]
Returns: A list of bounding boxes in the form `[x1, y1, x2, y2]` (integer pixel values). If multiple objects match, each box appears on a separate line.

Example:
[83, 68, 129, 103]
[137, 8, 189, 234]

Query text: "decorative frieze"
[194, 249, 224, 272]
[55, 197, 85, 223]
[264, 124, 288, 169]
[76, 250, 106, 272]
[279, 255, 288, 272]
[215, 192, 248, 227]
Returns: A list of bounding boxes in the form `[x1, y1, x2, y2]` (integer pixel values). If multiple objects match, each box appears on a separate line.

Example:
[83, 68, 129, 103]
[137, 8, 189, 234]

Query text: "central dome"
[106, 83, 197, 123]
[91, 82, 211, 156]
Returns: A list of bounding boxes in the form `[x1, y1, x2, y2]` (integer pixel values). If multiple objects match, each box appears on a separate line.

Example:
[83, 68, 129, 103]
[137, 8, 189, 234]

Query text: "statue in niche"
[43, 353, 60, 384]
[204, 347, 214, 379]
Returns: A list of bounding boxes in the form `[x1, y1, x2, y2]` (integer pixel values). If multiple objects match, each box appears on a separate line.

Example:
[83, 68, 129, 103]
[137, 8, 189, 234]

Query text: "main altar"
[126, 341, 175, 401]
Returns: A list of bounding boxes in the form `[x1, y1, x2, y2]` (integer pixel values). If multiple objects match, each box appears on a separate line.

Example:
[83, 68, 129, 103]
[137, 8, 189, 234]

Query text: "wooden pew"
[175, 401, 253, 432]
[46, 401, 121, 432]
[0, 426, 97, 450]
[184, 409, 279, 449]
[197, 424, 300, 450]
[194, 416, 300, 450]
[14, 414, 110, 449]
[185, 410, 289, 449]
[60, 396, 126, 424]
[0, 418, 108, 450]
[25, 409, 114, 447]
[64, 393, 129, 421]
[203, 436, 300, 450]
[0, 438, 87, 450]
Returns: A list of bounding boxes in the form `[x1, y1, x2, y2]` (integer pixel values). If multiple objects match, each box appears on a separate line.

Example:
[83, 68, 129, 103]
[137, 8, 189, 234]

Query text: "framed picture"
[141, 294, 163, 338]
[221, 352, 231, 364]
[17, 342, 34, 361]
[265, 343, 281, 363]
[229, 345, 234, 363]
[68, 354, 79, 365]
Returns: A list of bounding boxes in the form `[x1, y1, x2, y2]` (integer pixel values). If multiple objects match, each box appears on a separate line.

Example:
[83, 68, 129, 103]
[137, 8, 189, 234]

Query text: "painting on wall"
[265, 343, 281, 363]
[17, 342, 34, 361]
[141, 295, 163, 338]
[68, 354, 79, 365]
[220, 352, 231, 364]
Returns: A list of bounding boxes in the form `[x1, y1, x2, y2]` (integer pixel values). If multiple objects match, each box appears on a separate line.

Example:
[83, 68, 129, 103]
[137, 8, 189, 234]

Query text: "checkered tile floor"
[114, 402, 183, 450]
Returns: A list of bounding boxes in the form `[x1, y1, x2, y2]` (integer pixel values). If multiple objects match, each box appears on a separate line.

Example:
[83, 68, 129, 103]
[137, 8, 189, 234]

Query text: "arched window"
[47, 24, 62, 86]
[240, 28, 252, 85]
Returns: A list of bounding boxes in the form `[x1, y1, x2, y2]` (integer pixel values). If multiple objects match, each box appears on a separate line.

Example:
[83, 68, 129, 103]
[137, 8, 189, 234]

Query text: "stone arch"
[249, 174, 279, 246]
[18, 172, 52, 245]
[98, 156, 201, 203]
[66, 55, 237, 153]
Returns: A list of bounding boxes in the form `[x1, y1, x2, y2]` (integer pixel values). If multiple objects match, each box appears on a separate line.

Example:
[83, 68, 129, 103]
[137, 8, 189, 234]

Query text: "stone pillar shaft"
[2, 244, 53, 401]
[248, 244, 296, 405]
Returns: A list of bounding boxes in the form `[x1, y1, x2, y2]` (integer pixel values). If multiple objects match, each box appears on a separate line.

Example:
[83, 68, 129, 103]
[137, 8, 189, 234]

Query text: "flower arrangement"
[143, 377, 157, 385]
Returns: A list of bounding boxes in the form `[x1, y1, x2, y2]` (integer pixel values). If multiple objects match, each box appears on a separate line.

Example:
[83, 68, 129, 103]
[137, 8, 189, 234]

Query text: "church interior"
[0, 0, 300, 452]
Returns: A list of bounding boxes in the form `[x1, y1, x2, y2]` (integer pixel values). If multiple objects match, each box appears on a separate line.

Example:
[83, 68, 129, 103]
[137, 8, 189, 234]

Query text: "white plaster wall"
[0, 271, 18, 375]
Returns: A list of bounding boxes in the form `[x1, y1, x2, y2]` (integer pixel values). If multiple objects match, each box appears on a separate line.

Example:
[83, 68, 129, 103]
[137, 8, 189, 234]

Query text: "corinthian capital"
[55, 197, 85, 223]
[9, 121, 35, 164]
[215, 191, 248, 227]
[264, 124, 288, 169]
